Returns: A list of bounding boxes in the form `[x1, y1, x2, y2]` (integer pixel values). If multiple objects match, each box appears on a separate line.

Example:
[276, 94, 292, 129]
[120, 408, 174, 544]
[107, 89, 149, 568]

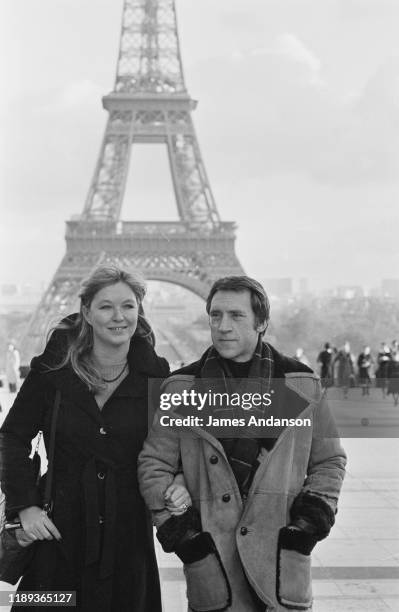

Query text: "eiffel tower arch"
[21, 0, 244, 362]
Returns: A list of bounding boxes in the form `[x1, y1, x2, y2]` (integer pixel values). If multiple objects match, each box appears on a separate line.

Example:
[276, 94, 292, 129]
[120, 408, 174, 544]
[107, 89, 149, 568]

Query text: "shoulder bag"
[0, 389, 61, 584]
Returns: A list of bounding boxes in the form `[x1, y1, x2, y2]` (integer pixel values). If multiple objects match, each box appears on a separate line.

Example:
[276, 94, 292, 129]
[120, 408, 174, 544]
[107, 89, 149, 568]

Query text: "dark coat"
[387, 360, 399, 395]
[0, 331, 169, 612]
[333, 351, 354, 387]
[376, 350, 391, 388]
[317, 349, 333, 384]
[357, 352, 372, 383]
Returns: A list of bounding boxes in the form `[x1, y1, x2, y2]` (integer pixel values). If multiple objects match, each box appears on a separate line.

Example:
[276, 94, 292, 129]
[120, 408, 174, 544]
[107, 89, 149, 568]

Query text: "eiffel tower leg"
[83, 112, 134, 220]
[166, 111, 220, 227]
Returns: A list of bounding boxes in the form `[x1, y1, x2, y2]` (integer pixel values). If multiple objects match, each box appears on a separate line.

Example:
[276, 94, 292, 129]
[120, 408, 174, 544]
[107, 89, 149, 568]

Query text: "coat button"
[99, 427, 107, 435]
[97, 472, 105, 480]
[240, 527, 248, 536]
[210, 455, 218, 464]
[99, 515, 105, 524]
[222, 494, 231, 503]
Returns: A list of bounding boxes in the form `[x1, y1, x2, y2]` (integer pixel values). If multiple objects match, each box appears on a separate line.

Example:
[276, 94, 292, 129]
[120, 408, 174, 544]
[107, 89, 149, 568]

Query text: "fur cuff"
[290, 492, 335, 540]
[156, 507, 202, 553]
[176, 532, 216, 564]
[279, 527, 318, 556]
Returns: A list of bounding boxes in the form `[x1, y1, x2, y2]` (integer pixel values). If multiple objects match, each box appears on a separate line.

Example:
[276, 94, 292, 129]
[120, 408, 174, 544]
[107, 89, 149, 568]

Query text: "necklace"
[100, 361, 128, 383]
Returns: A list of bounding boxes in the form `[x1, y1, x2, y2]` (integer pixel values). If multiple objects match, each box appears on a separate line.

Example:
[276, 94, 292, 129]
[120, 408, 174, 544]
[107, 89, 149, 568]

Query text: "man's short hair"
[206, 276, 270, 332]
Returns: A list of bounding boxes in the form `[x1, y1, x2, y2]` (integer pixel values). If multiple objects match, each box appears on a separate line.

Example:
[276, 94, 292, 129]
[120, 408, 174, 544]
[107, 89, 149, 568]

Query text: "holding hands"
[164, 474, 192, 515]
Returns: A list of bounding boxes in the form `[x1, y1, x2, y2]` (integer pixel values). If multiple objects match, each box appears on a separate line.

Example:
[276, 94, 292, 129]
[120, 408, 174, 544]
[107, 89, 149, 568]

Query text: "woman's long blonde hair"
[50, 265, 154, 391]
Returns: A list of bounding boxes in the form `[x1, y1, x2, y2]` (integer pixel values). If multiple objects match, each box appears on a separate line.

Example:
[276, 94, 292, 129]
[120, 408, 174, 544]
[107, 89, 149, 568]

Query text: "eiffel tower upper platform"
[21, 0, 244, 361]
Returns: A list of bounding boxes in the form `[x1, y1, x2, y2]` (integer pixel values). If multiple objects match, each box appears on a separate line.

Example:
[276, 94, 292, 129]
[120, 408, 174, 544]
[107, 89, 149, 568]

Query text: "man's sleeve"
[139, 405, 223, 569]
[290, 392, 347, 539]
[138, 407, 181, 528]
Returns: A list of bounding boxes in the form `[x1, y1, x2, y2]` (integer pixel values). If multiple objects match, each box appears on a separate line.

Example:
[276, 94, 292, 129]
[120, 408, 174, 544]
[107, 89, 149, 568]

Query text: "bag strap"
[42, 389, 61, 512]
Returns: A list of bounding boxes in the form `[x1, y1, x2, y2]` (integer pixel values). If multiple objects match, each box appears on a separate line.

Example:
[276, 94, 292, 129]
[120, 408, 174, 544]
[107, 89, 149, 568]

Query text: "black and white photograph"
[1, 1, 399, 610]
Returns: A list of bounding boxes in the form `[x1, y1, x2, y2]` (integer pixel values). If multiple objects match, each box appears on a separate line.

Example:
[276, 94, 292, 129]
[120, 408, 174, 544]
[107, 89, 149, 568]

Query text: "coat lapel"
[46, 366, 103, 426]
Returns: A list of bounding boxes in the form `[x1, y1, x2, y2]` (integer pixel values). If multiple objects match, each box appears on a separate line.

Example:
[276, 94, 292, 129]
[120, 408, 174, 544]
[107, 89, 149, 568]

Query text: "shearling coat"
[138, 346, 346, 612]
[0, 333, 169, 612]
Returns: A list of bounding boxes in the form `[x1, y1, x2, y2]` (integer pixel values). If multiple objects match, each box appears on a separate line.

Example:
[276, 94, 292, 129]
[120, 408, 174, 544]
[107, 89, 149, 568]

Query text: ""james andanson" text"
[159, 415, 312, 427]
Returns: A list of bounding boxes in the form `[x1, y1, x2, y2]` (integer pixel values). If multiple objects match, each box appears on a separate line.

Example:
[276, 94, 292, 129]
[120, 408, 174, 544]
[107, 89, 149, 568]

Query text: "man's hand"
[164, 482, 192, 515]
[18, 506, 62, 542]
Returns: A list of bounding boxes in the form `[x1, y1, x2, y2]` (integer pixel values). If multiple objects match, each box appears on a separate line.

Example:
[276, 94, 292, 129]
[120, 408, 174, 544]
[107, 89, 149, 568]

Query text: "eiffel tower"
[21, 0, 244, 362]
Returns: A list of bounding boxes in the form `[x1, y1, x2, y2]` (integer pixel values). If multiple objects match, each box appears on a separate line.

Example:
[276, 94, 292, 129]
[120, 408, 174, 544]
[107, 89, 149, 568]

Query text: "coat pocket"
[184, 551, 231, 612]
[277, 528, 313, 610]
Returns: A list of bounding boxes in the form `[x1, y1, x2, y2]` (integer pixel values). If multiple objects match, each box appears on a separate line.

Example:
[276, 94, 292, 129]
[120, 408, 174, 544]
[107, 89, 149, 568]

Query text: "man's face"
[208, 289, 265, 362]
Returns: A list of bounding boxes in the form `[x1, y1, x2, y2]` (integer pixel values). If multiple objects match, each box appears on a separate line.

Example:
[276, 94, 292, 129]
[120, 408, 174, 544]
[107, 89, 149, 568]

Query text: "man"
[138, 276, 346, 612]
[317, 342, 333, 389]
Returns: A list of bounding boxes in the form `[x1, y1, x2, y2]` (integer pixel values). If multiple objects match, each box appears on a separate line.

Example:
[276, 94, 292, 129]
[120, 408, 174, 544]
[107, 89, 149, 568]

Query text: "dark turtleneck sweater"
[222, 357, 253, 379]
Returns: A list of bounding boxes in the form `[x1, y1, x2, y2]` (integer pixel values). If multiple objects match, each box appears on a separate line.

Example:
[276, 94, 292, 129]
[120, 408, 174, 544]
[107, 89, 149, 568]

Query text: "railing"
[66, 220, 236, 238]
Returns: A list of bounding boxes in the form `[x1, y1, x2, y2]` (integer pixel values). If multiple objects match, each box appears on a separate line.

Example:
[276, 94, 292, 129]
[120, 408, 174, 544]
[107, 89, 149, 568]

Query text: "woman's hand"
[18, 506, 62, 542]
[164, 480, 192, 516]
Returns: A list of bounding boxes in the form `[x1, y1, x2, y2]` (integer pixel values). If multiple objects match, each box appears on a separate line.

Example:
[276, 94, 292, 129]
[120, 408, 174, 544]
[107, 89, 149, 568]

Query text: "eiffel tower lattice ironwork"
[21, 0, 244, 361]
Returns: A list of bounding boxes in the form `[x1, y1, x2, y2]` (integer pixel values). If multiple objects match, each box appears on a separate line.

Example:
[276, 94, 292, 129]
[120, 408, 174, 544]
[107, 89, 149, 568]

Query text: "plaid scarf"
[195, 337, 274, 496]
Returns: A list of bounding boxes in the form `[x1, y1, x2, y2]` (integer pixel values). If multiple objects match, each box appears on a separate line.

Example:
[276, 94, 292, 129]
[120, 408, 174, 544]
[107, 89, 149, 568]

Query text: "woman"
[0, 265, 189, 611]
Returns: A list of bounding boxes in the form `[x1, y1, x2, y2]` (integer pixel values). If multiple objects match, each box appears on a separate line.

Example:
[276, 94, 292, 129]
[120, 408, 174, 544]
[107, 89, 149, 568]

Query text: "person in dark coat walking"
[333, 342, 355, 399]
[387, 352, 399, 406]
[0, 265, 188, 612]
[317, 342, 333, 389]
[376, 342, 391, 397]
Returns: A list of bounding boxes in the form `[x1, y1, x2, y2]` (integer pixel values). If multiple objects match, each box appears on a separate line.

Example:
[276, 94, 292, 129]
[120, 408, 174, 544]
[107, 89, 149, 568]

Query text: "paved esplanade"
[1, 388, 398, 611]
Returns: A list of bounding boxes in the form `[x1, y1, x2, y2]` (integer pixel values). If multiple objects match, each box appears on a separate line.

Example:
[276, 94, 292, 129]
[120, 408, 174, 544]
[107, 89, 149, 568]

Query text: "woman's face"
[84, 282, 139, 350]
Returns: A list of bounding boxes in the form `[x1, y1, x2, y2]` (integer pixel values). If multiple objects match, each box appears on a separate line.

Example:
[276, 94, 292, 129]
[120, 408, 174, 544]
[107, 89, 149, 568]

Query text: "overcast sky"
[1, 0, 398, 291]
